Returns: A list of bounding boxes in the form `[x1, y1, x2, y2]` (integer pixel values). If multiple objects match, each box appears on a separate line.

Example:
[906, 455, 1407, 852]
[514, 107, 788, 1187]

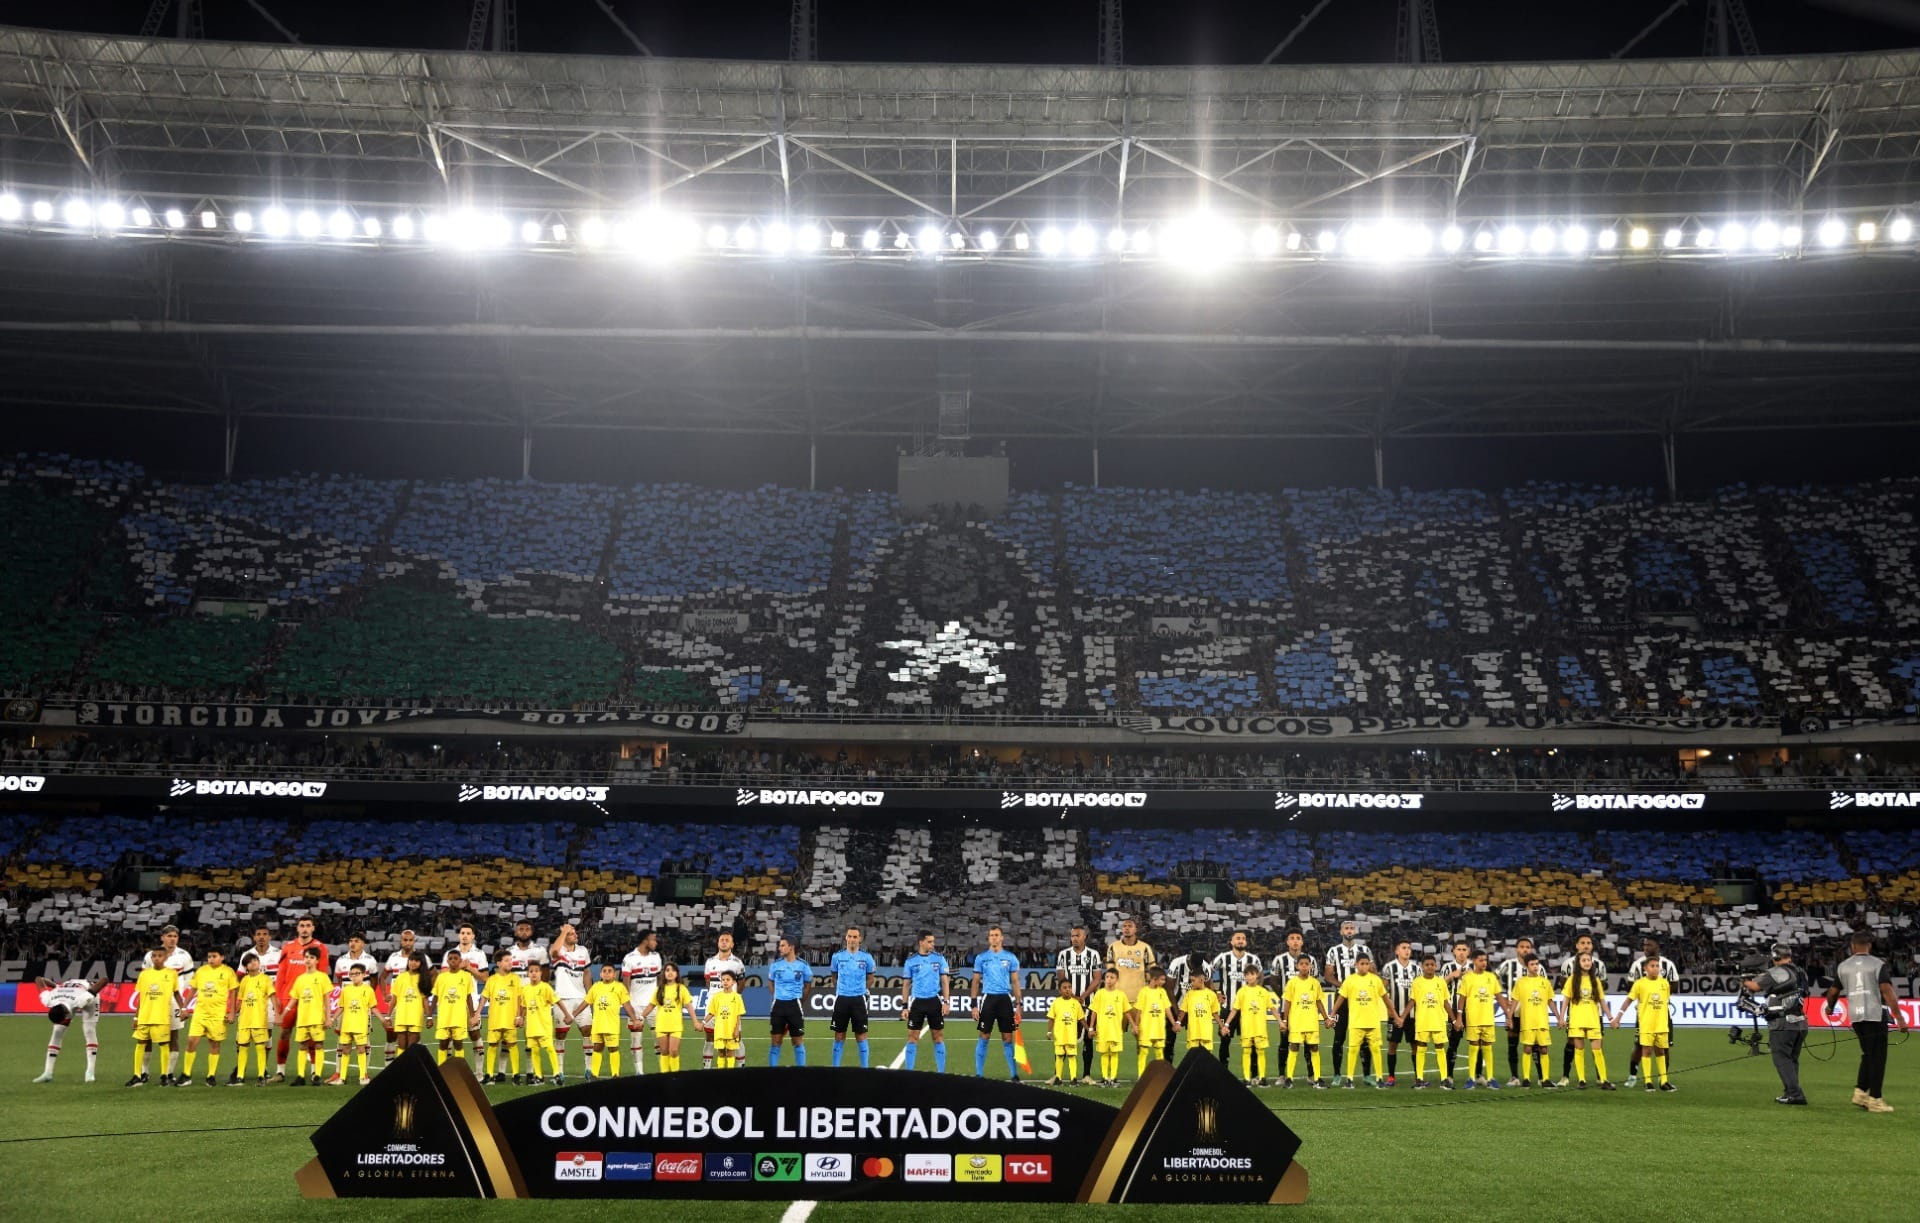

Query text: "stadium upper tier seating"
[4, 817, 1915, 991]
[5, 454, 1919, 718]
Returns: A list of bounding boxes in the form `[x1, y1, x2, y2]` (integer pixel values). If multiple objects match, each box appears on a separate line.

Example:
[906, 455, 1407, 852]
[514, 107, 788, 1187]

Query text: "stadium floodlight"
[1891, 216, 1912, 243]
[1720, 221, 1747, 251]
[1857, 219, 1877, 243]
[796, 223, 823, 252]
[550, 222, 567, 243]
[0, 194, 19, 221]
[63, 198, 93, 228]
[391, 214, 415, 240]
[330, 211, 356, 240]
[1472, 228, 1493, 252]
[1037, 226, 1065, 255]
[422, 214, 449, 243]
[893, 230, 913, 250]
[861, 228, 882, 251]
[363, 217, 383, 239]
[1596, 228, 1617, 250]
[1662, 227, 1683, 249]
[199, 210, 216, 229]
[1252, 225, 1281, 256]
[764, 221, 793, 254]
[31, 199, 53, 222]
[734, 223, 761, 250]
[130, 206, 152, 228]
[295, 210, 322, 238]
[977, 229, 997, 252]
[1752, 219, 1779, 250]
[1345, 224, 1378, 258]
[1695, 227, 1716, 248]
[97, 201, 126, 229]
[1817, 217, 1845, 247]
[260, 207, 289, 236]
[1284, 230, 1302, 251]
[1528, 225, 1556, 254]
[1316, 229, 1338, 252]
[519, 219, 542, 244]
[1498, 225, 1524, 253]
[1013, 231, 1030, 251]
[163, 208, 185, 229]
[1560, 225, 1587, 252]
[949, 230, 966, 251]
[699, 222, 725, 249]
[1440, 225, 1464, 252]
[1108, 226, 1130, 253]
[1069, 225, 1098, 256]
[1781, 225, 1802, 246]
[912, 225, 940, 253]
[1132, 228, 1154, 254]
[232, 210, 254, 233]
[828, 229, 846, 249]
[1628, 227, 1650, 249]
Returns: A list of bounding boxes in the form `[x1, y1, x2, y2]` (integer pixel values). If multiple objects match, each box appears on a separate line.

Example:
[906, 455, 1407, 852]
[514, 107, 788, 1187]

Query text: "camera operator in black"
[1742, 944, 1810, 1105]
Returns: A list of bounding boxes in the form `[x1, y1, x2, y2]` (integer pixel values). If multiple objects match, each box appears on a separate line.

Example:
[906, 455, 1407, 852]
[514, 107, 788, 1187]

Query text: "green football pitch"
[4, 1019, 1915, 1221]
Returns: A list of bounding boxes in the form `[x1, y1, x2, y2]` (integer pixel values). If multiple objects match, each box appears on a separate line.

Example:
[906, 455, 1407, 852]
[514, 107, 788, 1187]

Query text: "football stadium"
[2, 2, 1919, 1219]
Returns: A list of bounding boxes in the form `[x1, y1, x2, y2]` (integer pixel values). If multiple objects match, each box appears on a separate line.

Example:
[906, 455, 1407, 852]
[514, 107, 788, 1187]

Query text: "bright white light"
[1629, 227, 1650, 249]
[1781, 225, 1802, 246]
[1817, 217, 1845, 247]
[199, 210, 216, 229]
[96, 201, 126, 229]
[63, 199, 93, 228]
[828, 229, 846, 249]
[1662, 227, 1683, 249]
[764, 222, 793, 254]
[1498, 226, 1524, 253]
[948, 230, 965, 251]
[733, 223, 759, 249]
[692, 222, 720, 249]
[448, 211, 506, 247]
[1069, 225, 1098, 256]
[295, 210, 322, 238]
[519, 219, 542, 244]
[1473, 229, 1493, 252]
[1559, 225, 1587, 252]
[1596, 228, 1618, 250]
[1441, 225, 1464, 252]
[894, 231, 913, 250]
[1284, 230, 1301, 251]
[422, 214, 448, 243]
[1013, 231, 1030, 251]
[1345, 225, 1377, 258]
[363, 217, 383, 239]
[130, 207, 152, 228]
[796, 223, 822, 252]
[1858, 219, 1878, 242]
[1317, 229, 1338, 252]
[1752, 219, 1779, 250]
[861, 228, 882, 251]
[232, 210, 254, 233]
[1252, 225, 1281, 256]
[261, 207, 289, 236]
[329, 210, 356, 240]
[164, 208, 186, 229]
[1528, 225, 1556, 254]
[1037, 226, 1065, 255]
[915, 224, 942, 254]
[1407, 225, 1433, 255]
[977, 229, 998, 252]
[0, 194, 19, 221]
[1108, 226, 1130, 253]
[1133, 228, 1154, 254]
[391, 214, 415, 241]
[550, 223, 567, 243]
[1891, 216, 1912, 242]
[1720, 221, 1747, 251]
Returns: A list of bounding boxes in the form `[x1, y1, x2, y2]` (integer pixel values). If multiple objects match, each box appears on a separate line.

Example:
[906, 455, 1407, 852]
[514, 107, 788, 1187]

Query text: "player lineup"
[38, 914, 1687, 1096]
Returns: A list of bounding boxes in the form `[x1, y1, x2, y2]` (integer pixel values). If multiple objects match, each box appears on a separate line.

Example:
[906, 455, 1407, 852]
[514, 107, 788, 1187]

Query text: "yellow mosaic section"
[3, 863, 101, 889]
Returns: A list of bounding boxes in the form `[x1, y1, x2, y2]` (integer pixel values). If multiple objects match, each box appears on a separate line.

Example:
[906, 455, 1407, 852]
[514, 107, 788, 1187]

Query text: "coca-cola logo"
[654, 1154, 702, 1180]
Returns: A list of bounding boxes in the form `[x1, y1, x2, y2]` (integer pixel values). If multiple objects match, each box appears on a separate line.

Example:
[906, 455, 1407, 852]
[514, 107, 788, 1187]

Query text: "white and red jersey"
[452, 944, 489, 975]
[505, 941, 550, 982]
[142, 948, 194, 1019]
[334, 952, 379, 983]
[621, 950, 663, 1007]
[550, 943, 591, 1001]
[382, 949, 416, 983]
[242, 942, 281, 976]
[39, 980, 99, 1018]
[703, 954, 745, 1008]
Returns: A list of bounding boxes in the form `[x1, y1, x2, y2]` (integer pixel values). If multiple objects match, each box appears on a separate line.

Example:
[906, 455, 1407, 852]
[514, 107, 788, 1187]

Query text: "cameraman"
[1743, 944, 1809, 1106]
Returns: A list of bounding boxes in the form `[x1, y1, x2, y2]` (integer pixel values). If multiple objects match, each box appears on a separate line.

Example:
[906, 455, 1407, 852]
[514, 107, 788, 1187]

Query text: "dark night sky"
[9, 2, 1920, 492]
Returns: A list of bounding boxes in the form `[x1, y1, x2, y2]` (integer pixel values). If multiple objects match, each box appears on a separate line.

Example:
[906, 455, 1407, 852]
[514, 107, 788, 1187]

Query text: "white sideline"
[781, 1200, 818, 1223]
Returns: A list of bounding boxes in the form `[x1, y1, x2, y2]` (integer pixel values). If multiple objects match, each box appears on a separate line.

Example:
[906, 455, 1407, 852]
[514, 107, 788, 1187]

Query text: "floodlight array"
[1, 192, 1916, 267]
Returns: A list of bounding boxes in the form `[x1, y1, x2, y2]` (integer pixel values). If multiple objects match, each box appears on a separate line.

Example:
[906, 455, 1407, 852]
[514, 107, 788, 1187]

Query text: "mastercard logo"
[861, 1157, 896, 1178]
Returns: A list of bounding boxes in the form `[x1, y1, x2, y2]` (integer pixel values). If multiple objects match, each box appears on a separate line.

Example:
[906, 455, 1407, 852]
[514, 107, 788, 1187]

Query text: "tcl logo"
[1005, 1155, 1053, 1183]
[654, 1154, 702, 1181]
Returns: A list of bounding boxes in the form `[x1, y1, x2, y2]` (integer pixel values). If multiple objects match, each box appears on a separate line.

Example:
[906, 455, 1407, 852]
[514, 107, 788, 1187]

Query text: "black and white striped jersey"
[1270, 951, 1317, 982]
[1324, 941, 1373, 984]
[1625, 955, 1680, 982]
[1056, 946, 1103, 998]
[1380, 958, 1421, 1011]
[1496, 956, 1533, 995]
[1443, 956, 1473, 1002]
[1210, 949, 1264, 1014]
[1559, 954, 1608, 981]
[1163, 954, 1193, 1001]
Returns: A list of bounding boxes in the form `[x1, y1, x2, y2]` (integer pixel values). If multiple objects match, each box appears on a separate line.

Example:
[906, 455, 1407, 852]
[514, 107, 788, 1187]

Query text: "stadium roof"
[5, 25, 1920, 451]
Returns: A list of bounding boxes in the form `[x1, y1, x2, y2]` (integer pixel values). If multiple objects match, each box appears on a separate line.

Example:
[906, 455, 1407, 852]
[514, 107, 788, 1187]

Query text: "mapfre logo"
[169, 778, 327, 798]
[1551, 792, 1705, 811]
[1275, 791, 1423, 810]
[1832, 790, 1920, 809]
[1004, 1155, 1053, 1183]
[734, 788, 884, 807]
[457, 784, 608, 803]
[0, 774, 46, 793]
[903, 1153, 951, 1182]
[553, 1151, 603, 1181]
[1000, 791, 1147, 809]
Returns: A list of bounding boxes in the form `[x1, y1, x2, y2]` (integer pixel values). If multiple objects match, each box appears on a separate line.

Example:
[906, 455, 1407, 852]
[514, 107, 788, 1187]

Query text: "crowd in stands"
[4, 455, 1920, 722]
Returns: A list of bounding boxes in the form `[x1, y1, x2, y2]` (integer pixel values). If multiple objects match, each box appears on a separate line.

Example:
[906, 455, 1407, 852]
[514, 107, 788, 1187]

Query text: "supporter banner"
[1148, 616, 1220, 639]
[1129, 712, 1782, 739]
[55, 700, 745, 735]
[681, 611, 751, 636]
[297, 1046, 1307, 1203]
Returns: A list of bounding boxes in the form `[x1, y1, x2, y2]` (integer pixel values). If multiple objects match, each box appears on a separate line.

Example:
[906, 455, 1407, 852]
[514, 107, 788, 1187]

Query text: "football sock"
[609, 1050, 621, 1076]
[1388, 1049, 1399, 1076]
[1001, 1042, 1016, 1075]
[796, 1046, 808, 1067]
[1655, 1054, 1668, 1085]
[903, 1042, 918, 1070]
[1103, 1051, 1119, 1080]
[832, 1042, 844, 1068]
[975, 1039, 989, 1076]
[1253, 1049, 1265, 1080]
[933, 1043, 946, 1073]
[1241, 1043, 1253, 1081]
[134, 1046, 146, 1077]
[858, 1039, 869, 1068]
[485, 1047, 498, 1076]
[1574, 1048, 1588, 1083]
[591, 1050, 604, 1077]
[1414, 1046, 1428, 1079]
[1592, 1048, 1608, 1081]
[1286, 1048, 1299, 1079]
[1309, 1049, 1321, 1080]
[1346, 1043, 1360, 1080]
[182, 1050, 198, 1078]
[1630, 1045, 1643, 1073]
